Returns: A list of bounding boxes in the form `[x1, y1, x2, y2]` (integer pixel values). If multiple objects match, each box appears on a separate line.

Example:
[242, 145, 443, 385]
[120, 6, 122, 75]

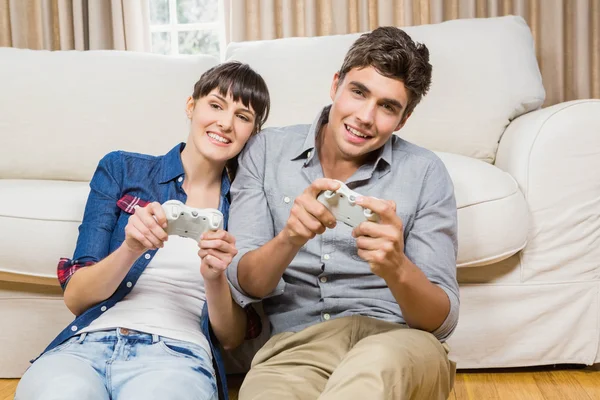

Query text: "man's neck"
[317, 123, 366, 182]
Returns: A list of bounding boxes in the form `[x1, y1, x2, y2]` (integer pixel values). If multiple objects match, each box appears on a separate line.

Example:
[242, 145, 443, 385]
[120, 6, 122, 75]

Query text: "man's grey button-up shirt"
[227, 106, 459, 342]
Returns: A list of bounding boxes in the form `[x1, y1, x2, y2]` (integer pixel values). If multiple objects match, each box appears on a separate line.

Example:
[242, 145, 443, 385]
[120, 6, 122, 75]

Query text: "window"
[149, 0, 225, 58]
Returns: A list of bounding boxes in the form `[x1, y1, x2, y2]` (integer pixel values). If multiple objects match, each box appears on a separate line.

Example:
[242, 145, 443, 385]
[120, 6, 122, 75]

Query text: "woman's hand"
[198, 230, 238, 281]
[123, 202, 169, 254]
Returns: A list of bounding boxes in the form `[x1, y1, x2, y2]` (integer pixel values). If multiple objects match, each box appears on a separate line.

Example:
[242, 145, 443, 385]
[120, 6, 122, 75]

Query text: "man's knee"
[348, 328, 452, 385]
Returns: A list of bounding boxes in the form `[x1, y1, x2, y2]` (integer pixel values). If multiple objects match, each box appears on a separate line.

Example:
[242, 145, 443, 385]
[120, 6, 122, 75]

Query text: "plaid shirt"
[42, 143, 260, 400]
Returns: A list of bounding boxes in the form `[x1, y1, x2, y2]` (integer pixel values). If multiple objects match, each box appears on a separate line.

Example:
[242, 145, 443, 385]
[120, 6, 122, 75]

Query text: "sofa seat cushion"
[437, 152, 529, 268]
[0, 179, 90, 283]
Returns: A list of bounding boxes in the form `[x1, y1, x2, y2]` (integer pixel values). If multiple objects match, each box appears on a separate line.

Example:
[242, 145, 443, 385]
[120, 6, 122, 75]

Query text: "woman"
[16, 62, 270, 400]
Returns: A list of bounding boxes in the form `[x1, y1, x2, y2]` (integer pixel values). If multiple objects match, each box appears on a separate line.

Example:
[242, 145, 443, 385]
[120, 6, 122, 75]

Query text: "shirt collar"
[292, 105, 393, 168]
[291, 106, 330, 162]
[220, 169, 231, 198]
[159, 143, 186, 184]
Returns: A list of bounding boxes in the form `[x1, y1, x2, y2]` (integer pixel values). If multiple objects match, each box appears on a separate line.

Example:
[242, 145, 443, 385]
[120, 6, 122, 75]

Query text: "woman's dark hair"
[192, 61, 270, 179]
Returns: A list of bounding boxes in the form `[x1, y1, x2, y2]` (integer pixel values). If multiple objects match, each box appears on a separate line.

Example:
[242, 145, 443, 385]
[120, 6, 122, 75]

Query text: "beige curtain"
[228, 0, 600, 106]
[0, 0, 150, 51]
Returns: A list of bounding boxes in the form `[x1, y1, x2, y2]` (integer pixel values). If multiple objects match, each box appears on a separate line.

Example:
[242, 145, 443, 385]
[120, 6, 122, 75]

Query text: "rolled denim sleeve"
[60, 152, 123, 290]
[227, 132, 286, 307]
[404, 158, 460, 342]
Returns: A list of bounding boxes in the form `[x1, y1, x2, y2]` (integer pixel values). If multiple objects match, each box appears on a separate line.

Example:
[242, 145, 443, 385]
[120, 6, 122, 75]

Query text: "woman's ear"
[185, 96, 195, 119]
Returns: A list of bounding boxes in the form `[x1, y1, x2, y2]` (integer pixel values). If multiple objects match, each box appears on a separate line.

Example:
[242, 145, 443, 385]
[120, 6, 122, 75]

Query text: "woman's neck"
[179, 144, 224, 208]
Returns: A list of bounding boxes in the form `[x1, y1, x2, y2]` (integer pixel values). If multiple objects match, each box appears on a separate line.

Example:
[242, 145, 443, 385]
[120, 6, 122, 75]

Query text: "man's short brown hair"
[338, 26, 432, 118]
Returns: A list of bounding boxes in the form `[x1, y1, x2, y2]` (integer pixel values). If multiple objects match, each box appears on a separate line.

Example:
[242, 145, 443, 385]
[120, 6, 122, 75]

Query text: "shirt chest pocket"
[265, 189, 295, 234]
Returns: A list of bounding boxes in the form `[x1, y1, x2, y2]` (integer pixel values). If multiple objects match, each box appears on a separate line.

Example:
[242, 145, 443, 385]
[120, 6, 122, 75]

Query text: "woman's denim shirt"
[39, 143, 234, 400]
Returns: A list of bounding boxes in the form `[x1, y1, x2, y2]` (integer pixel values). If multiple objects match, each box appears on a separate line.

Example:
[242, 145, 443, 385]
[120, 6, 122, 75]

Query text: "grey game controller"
[317, 180, 380, 228]
[162, 200, 223, 242]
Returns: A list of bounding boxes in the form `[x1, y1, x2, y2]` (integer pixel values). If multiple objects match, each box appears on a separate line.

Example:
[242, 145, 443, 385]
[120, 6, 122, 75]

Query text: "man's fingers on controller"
[386, 200, 397, 212]
[307, 178, 340, 197]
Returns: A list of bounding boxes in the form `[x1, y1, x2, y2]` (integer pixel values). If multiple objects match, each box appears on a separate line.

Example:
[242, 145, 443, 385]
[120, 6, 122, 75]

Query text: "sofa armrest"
[495, 100, 600, 282]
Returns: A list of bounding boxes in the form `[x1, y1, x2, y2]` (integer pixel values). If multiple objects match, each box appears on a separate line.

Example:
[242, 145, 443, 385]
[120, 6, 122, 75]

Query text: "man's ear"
[185, 96, 195, 119]
[330, 72, 341, 101]
[395, 111, 412, 131]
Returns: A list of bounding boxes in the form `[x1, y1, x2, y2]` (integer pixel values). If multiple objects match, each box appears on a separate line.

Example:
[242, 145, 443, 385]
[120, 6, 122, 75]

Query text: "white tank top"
[80, 235, 211, 357]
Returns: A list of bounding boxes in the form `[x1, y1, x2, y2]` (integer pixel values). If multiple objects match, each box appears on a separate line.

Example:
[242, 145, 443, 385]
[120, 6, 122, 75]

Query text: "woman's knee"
[16, 355, 108, 400]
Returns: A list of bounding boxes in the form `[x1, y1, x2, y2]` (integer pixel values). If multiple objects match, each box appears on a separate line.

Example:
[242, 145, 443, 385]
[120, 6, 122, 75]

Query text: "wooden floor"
[1, 365, 599, 399]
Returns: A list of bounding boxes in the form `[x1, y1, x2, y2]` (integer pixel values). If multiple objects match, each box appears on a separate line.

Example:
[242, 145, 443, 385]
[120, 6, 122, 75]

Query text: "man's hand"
[352, 197, 408, 280]
[198, 230, 238, 281]
[124, 202, 168, 254]
[281, 178, 340, 247]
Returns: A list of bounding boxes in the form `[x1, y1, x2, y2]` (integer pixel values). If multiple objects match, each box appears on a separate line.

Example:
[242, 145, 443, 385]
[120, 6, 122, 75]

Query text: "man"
[226, 26, 459, 400]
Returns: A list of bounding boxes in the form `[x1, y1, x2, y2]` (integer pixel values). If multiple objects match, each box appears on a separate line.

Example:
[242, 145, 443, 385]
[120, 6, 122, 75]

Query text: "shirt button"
[100, 306, 107, 312]
[284, 196, 291, 204]
[323, 313, 331, 321]
[307, 151, 311, 158]
[71, 326, 78, 331]
[144, 253, 151, 260]
[178, 177, 183, 183]
[320, 276, 328, 283]
[126, 282, 133, 288]
[323, 254, 330, 260]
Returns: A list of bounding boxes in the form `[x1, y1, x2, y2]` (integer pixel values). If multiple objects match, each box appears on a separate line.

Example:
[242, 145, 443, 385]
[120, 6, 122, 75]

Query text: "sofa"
[1, 15, 599, 378]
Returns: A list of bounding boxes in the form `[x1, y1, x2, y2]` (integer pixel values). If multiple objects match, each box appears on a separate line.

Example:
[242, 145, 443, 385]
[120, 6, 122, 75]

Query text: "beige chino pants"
[239, 316, 455, 400]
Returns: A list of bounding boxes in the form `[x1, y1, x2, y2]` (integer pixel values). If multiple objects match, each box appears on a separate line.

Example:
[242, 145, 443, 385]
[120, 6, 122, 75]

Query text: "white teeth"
[346, 125, 368, 138]
[207, 132, 230, 143]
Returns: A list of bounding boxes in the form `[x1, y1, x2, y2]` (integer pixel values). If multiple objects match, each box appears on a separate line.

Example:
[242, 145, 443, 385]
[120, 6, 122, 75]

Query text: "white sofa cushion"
[436, 152, 529, 267]
[0, 49, 219, 181]
[0, 151, 528, 283]
[0, 180, 89, 281]
[226, 16, 545, 164]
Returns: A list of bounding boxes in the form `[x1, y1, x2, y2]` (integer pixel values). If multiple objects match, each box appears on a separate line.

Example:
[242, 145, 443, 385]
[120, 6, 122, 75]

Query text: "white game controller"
[162, 200, 224, 242]
[317, 180, 380, 228]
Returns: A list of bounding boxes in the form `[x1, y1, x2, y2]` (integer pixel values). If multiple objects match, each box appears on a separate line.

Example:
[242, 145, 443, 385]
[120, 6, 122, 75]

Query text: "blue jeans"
[16, 328, 218, 400]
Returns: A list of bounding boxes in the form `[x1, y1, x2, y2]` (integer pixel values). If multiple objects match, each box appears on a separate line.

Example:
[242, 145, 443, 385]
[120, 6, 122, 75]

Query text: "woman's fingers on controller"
[148, 202, 168, 229]
[136, 204, 168, 242]
[199, 239, 236, 254]
[201, 229, 234, 244]
[131, 216, 164, 249]
[204, 254, 227, 271]
[125, 225, 154, 250]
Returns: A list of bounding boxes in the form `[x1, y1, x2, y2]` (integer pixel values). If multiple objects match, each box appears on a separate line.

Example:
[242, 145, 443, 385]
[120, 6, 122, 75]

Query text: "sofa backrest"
[0, 49, 218, 181]
[225, 15, 545, 164]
